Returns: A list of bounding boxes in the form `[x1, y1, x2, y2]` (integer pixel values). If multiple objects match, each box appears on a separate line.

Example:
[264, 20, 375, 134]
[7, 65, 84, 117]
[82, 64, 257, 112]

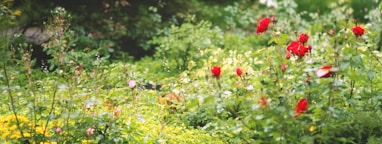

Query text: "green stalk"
[3, 59, 26, 140]
[43, 85, 58, 138]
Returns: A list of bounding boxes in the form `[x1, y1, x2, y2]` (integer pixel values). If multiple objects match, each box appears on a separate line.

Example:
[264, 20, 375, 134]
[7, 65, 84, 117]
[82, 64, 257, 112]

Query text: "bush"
[2, 1, 382, 143]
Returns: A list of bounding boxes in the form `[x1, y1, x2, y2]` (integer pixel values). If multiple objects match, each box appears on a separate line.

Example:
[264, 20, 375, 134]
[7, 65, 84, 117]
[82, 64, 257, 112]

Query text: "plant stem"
[367, 46, 382, 66]
[43, 85, 58, 137]
[3, 60, 26, 139]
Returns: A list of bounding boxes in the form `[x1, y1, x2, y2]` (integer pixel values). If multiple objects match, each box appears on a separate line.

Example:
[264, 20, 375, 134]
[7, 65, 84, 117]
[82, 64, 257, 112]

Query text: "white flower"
[246, 85, 254, 91]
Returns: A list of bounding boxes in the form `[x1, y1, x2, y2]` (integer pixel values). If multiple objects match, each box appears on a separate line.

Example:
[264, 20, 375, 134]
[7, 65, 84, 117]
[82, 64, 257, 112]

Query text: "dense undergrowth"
[1, 0, 382, 143]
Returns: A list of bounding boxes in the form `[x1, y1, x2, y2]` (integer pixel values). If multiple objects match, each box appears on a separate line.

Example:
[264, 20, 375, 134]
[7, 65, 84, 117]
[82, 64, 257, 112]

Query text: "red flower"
[316, 65, 333, 78]
[352, 26, 365, 37]
[261, 97, 268, 106]
[256, 17, 271, 34]
[286, 41, 310, 58]
[294, 98, 308, 118]
[299, 33, 309, 44]
[236, 68, 243, 76]
[286, 41, 299, 51]
[306, 74, 311, 83]
[211, 66, 221, 78]
[281, 63, 287, 71]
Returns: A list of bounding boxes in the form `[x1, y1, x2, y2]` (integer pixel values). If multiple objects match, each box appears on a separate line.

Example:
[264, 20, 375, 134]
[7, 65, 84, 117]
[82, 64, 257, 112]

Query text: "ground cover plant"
[1, 0, 382, 143]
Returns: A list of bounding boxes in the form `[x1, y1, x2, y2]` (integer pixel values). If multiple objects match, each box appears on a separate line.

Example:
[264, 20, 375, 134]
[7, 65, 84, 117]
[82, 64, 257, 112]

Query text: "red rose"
[352, 26, 365, 37]
[256, 17, 271, 34]
[316, 65, 333, 78]
[236, 68, 243, 76]
[286, 41, 299, 51]
[299, 33, 309, 44]
[211, 66, 221, 78]
[294, 98, 308, 118]
[286, 41, 310, 58]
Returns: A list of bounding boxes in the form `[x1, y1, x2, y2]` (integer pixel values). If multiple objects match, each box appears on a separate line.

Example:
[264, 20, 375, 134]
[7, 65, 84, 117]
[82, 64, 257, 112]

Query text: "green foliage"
[318, 111, 382, 143]
[150, 21, 223, 74]
[2, 1, 382, 143]
[42, 7, 111, 71]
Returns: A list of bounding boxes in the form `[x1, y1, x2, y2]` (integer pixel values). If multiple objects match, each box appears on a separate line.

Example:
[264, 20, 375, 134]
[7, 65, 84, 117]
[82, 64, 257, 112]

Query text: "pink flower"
[87, 128, 94, 135]
[56, 127, 62, 134]
[256, 17, 271, 34]
[352, 26, 365, 37]
[281, 63, 287, 71]
[328, 29, 335, 35]
[285, 52, 291, 59]
[271, 16, 277, 23]
[114, 108, 121, 116]
[86, 104, 91, 110]
[236, 68, 243, 76]
[294, 98, 308, 118]
[299, 33, 309, 44]
[211, 66, 221, 78]
[316, 65, 333, 78]
[129, 80, 136, 88]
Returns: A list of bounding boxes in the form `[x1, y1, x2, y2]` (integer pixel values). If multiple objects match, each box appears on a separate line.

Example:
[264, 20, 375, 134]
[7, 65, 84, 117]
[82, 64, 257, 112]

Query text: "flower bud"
[271, 16, 277, 23]
[285, 52, 291, 59]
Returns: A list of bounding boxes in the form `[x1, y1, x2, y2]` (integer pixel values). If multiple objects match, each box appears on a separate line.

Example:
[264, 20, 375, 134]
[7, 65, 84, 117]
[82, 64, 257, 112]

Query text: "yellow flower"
[13, 10, 22, 16]
[309, 125, 316, 132]
[82, 139, 94, 144]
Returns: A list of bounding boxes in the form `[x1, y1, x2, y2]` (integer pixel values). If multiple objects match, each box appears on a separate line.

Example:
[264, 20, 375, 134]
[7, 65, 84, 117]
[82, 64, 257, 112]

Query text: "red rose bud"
[316, 65, 333, 78]
[299, 33, 309, 44]
[307, 45, 312, 51]
[261, 97, 268, 106]
[285, 52, 291, 59]
[294, 98, 308, 118]
[306, 74, 311, 83]
[211, 66, 221, 78]
[236, 68, 243, 76]
[256, 17, 271, 34]
[352, 26, 365, 37]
